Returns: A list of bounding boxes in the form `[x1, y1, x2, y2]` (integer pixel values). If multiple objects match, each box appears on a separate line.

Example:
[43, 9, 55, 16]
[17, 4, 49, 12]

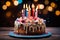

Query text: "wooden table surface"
[0, 27, 60, 40]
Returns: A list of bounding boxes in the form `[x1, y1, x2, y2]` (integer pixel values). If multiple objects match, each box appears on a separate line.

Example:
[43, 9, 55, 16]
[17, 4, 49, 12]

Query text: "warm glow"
[47, 6, 53, 11]
[55, 10, 60, 16]
[2, 5, 7, 10]
[44, 0, 49, 5]
[38, 4, 44, 9]
[6, 1, 11, 7]
[34, 0, 38, 2]
[6, 11, 12, 18]
[14, 0, 18, 6]
[32, 4, 35, 8]
[50, 2, 56, 8]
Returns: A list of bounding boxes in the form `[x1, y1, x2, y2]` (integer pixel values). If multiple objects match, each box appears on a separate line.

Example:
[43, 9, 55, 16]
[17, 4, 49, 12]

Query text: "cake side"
[14, 17, 46, 35]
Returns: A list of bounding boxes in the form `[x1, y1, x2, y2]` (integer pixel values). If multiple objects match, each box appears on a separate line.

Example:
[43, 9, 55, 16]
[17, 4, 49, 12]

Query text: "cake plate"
[9, 31, 52, 39]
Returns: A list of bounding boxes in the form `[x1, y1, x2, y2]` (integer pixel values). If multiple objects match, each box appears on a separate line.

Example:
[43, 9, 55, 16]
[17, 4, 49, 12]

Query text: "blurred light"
[14, 0, 18, 6]
[55, 10, 60, 16]
[38, 4, 44, 9]
[6, 11, 12, 18]
[6, 1, 11, 7]
[50, 2, 56, 8]
[34, 0, 38, 2]
[2, 5, 7, 10]
[32, 4, 35, 8]
[44, 0, 49, 5]
[47, 6, 53, 12]
[43, 9, 48, 15]
[18, 0, 22, 4]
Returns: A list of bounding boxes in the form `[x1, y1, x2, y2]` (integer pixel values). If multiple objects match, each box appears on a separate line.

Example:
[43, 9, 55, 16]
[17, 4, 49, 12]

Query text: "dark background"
[0, 0, 60, 27]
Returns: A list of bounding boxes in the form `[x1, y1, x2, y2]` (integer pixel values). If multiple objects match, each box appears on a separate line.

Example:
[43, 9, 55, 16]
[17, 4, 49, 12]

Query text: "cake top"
[15, 16, 45, 25]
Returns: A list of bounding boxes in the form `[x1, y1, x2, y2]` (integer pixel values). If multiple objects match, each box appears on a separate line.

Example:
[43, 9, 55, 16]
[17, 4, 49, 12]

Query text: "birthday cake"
[14, 4, 46, 35]
[14, 16, 46, 35]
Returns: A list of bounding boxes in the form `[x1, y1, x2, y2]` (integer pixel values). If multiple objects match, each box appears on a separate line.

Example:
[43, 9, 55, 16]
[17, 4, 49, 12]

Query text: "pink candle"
[22, 10, 25, 19]
[35, 8, 38, 18]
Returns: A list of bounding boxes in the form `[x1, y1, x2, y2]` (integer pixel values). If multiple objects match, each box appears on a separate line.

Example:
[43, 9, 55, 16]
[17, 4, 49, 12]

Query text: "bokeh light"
[44, 0, 49, 5]
[55, 10, 60, 16]
[50, 2, 56, 8]
[6, 1, 11, 7]
[2, 5, 7, 10]
[38, 4, 44, 9]
[47, 6, 53, 12]
[14, 0, 18, 6]
[6, 11, 12, 18]
[34, 0, 38, 2]
[18, 0, 22, 4]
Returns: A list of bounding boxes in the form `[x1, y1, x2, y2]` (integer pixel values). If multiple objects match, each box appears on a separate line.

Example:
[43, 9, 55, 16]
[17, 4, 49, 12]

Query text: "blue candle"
[25, 9, 28, 17]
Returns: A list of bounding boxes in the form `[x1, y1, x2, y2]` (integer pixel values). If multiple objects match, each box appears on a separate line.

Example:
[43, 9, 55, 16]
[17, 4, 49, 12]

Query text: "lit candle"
[24, 4, 28, 17]
[22, 10, 25, 19]
[35, 8, 38, 18]
[32, 8, 35, 18]
[32, 4, 35, 18]
[28, 5, 31, 18]
[23, 4, 25, 16]
[25, 8, 28, 17]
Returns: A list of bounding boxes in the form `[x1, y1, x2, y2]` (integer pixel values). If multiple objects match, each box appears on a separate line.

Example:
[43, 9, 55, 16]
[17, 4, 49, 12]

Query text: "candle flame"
[32, 4, 35, 8]
[23, 4, 25, 8]
[26, 4, 28, 8]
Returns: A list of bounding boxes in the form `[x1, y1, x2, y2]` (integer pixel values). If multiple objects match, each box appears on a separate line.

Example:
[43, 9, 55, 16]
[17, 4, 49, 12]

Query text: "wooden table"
[0, 27, 60, 40]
